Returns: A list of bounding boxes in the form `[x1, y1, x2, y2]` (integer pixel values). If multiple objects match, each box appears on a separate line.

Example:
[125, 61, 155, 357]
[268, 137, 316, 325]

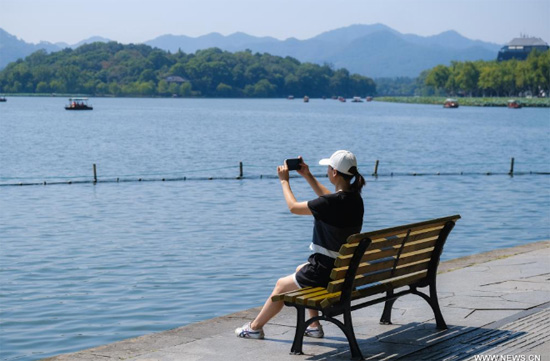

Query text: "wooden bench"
[272, 215, 461, 360]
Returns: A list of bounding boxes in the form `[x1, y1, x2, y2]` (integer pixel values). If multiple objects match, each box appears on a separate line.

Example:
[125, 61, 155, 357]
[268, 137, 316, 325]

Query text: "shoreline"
[375, 96, 550, 107]
[43, 240, 550, 361]
[3, 94, 550, 107]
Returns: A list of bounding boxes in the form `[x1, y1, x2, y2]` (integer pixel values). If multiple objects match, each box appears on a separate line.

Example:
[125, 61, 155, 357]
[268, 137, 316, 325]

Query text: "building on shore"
[165, 76, 188, 84]
[497, 36, 549, 61]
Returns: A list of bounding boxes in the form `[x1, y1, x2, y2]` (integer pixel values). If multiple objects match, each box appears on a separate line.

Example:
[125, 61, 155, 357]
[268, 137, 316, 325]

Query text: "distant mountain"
[401, 30, 501, 50]
[148, 32, 279, 53]
[0, 30, 110, 69]
[0, 24, 502, 77]
[144, 24, 502, 77]
[72, 36, 111, 48]
[0, 29, 59, 69]
[310, 23, 401, 43]
[320, 29, 502, 77]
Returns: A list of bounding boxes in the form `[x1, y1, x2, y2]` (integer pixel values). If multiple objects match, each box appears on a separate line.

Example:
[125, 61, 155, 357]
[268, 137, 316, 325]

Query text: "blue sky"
[2, 0, 549, 45]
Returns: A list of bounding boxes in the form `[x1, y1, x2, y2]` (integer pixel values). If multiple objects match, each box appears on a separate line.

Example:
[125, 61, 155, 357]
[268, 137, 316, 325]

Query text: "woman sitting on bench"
[235, 150, 365, 339]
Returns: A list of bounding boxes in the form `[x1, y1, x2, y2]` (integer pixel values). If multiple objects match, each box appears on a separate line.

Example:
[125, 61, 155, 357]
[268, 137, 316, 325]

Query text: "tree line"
[422, 50, 549, 97]
[0, 42, 376, 98]
[375, 50, 550, 97]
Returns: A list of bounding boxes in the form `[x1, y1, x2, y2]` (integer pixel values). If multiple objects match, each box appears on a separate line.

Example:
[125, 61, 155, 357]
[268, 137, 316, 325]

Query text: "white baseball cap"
[319, 150, 357, 176]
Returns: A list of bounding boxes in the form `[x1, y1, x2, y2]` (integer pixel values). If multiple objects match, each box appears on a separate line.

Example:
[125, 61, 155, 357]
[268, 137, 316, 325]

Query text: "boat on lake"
[444, 98, 459, 108]
[0, 95, 6, 102]
[338, 96, 346, 102]
[507, 99, 522, 109]
[366, 96, 373, 102]
[65, 97, 93, 110]
[351, 96, 363, 102]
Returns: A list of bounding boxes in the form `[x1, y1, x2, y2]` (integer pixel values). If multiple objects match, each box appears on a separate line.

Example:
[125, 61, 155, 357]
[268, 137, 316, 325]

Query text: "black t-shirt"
[307, 191, 364, 259]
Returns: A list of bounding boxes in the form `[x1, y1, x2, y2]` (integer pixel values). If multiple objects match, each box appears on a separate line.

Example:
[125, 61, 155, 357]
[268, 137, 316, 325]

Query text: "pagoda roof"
[506, 37, 548, 47]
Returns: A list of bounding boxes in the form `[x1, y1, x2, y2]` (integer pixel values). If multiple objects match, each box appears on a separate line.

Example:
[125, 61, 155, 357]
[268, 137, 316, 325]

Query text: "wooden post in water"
[373, 160, 379, 177]
[509, 157, 515, 176]
[93, 164, 97, 183]
[239, 162, 243, 179]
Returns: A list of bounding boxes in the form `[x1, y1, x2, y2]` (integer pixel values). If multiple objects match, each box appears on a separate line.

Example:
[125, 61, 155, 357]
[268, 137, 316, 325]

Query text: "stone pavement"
[45, 241, 550, 361]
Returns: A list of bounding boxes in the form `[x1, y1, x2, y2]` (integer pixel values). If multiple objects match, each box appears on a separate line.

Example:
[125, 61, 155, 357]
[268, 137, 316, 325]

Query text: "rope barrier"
[1, 159, 548, 187]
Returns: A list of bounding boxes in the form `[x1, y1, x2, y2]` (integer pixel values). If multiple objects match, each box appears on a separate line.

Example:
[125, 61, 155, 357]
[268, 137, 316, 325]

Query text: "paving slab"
[43, 240, 550, 361]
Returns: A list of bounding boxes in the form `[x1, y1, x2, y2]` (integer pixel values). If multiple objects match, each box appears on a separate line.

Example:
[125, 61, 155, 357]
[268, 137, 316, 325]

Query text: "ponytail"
[349, 167, 365, 193]
[337, 166, 366, 193]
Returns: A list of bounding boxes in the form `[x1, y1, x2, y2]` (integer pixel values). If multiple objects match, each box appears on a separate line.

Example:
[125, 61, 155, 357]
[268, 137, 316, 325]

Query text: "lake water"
[0, 97, 549, 360]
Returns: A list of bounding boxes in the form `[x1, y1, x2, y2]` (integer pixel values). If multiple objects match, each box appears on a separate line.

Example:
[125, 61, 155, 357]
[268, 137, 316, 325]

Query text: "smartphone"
[285, 158, 302, 171]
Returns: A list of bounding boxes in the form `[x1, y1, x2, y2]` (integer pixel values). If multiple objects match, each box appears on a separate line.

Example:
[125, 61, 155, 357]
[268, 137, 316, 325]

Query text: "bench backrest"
[326, 215, 461, 302]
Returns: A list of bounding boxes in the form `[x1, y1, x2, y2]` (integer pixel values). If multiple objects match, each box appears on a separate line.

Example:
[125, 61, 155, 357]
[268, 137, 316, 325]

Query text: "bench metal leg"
[429, 282, 448, 330]
[342, 308, 365, 360]
[380, 290, 396, 325]
[290, 306, 364, 360]
[318, 312, 364, 360]
[411, 283, 448, 330]
[290, 306, 307, 355]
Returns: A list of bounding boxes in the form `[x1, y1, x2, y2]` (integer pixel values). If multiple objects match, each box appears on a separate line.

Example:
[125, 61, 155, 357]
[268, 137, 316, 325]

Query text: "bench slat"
[304, 271, 428, 309]
[306, 290, 340, 308]
[294, 289, 330, 305]
[271, 287, 316, 302]
[338, 226, 443, 256]
[327, 258, 431, 293]
[346, 215, 460, 244]
[349, 270, 428, 303]
[329, 249, 433, 291]
[333, 235, 438, 270]
[319, 270, 428, 308]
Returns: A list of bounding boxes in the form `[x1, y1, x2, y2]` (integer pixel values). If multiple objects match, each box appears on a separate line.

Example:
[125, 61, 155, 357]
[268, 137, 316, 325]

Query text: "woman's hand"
[278, 164, 290, 182]
[296, 156, 311, 177]
[296, 156, 331, 196]
[278, 161, 312, 216]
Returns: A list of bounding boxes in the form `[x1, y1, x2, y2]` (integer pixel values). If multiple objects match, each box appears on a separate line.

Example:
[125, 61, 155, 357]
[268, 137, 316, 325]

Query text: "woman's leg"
[250, 274, 298, 330]
[294, 263, 321, 328]
[250, 263, 321, 331]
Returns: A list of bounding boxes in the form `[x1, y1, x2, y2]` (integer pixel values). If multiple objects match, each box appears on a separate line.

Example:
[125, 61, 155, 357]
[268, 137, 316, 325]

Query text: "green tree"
[168, 82, 180, 95]
[49, 79, 66, 93]
[169, 63, 188, 78]
[479, 63, 503, 96]
[138, 81, 155, 96]
[0, 42, 377, 98]
[36, 81, 50, 93]
[456, 62, 479, 96]
[157, 79, 170, 95]
[95, 82, 108, 95]
[139, 69, 156, 83]
[108, 82, 121, 96]
[245, 63, 268, 84]
[251, 79, 277, 97]
[329, 69, 350, 96]
[425, 65, 450, 95]
[216, 82, 234, 97]
[147, 49, 173, 69]
[179, 82, 192, 97]
[284, 74, 300, 96]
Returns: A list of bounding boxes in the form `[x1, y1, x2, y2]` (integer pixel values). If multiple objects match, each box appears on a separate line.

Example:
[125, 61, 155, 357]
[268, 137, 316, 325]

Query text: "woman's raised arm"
[297, 158, 331, 196]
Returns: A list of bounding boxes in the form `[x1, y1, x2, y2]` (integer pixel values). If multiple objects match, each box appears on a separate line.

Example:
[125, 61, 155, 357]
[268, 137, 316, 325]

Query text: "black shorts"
[294, 253, 335, 288]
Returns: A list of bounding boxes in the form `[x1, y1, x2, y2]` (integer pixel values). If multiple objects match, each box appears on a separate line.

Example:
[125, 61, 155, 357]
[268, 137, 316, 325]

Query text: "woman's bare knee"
[273, 275, 298, 294]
